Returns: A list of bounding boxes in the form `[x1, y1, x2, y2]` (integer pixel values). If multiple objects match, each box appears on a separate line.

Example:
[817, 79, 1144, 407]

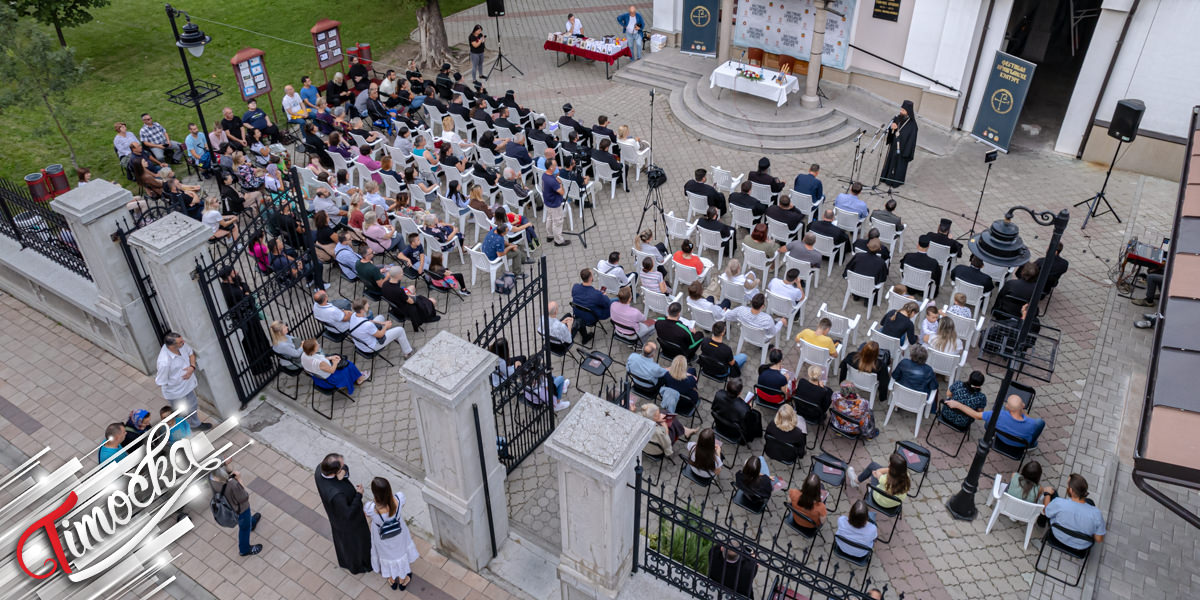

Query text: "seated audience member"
[711, 379, 763, 442]
[595, 251, 632, 287]
[796, 317, 837, 358]
[611, 287, 653, 343]
[379, 269, 440, 331]
[879, 302, 919, 346]
[591, 114, 617, 144]
[1003, 460, 1044, 504]
[660, 356, 699, 415]
[946, 292, 973, 318]
[836, 500, 879, 559]
[830, 383, 878, 439]
[590, 138, 626, 191]
[635, 228, 669, 261]
[852, 228, 892, 262]
[242, 99, 281, 143]
[870, 197, 904, 232]
[756, 347, 796, 403]
[764, 194, 804, 236]
[626, 341, 668, 386]
[766, 268, 805, 315]
[848, 452, 911, 508]
[994, 261, 1040, 318]
[743, 223, 778, 264]
[838, 340, 891, 401]
[891, 344, 938, 396]
[946, 393, 1046, 447]
[925, 316, 963, 354]
[559, 103, 590, 145]
[347, 298, 414, 358]
[542, 301, 575, 346]
[635, 403, 696, 457]
[766, 404, 807, 457]
[421, 213, 463, 253]
[425, 252, 469, 296]
[699, 321, 747, 378]
[483, 223, 529, 278]
[1035, 242, 1069, 296]
[749, 156, 784, 194]
[688, 280, 729, 320]
[723, 294, 784, 338]
[98, 423, 127, 463]
[834, 181, 869, 219]
[655, 302, 703, 360]
[918, 304, 941, 342]
[685, 168, 727, 216]
[950, 254, 996, 294]
[1040, 473, 1106, 551]
[707, 543, 758, 599]
[735, 456, 775, 502]
[570, 269, 613, 333]
[686, 428, 723, 480]
[201, 196, 239, 242]
[698, 206, 736, 255]
[138, 113, 184, 163]
[301, 338, 369, 393]
[269, 320, 303, 369]
[792, 163, 824, 205]
[843, 238, 889, 285]
[729, 180, 765, 217]
[793, 365, 833, 423]
[900, 235, 943, 296]
[926, 218, 963, 258]
[638, 257, 669, 295]
[788, 472, 828, 528]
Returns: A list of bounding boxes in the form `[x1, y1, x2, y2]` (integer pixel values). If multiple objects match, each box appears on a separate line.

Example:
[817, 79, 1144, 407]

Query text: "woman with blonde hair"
[440, 115, 474, 153]
[269, 321, 303, 369]
[659, 355, 699, 415]
[201, 196, 239, 242]
[710, 258, 758, 301]
[926, 316, 963, 354]
[765, 403, 807, 454]
[616, 124, 650, 152]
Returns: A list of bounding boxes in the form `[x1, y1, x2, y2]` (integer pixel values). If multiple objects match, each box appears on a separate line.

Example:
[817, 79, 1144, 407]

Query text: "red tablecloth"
[543, 40, 632, 65]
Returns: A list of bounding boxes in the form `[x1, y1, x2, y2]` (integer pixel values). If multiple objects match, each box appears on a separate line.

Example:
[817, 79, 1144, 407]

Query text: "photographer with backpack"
[210, 459, 263, 556]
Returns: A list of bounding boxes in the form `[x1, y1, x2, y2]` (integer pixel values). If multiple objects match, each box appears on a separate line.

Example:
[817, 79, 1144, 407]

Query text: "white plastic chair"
[900, 265, 936, 299]
[451, 113, 472, 141]
[467, 243, 506, 291]
[425, 105, 445, 135]
[696, 227, 732, 271]
[477, 146, 500, 168]
[349, 131, 384, 153]
[709, 166, 744, 195]
[470, 118, 493, 141]
[866, 320, 904, 358]
[884, 289, 929, 317]
[884, 380, 937, 437]
[381, 170, 404, 198]
[845, 366, 879, 409]
[672, 261, 702, 294]
[766, 290, 805, 342]
[980, 262, 1014, 290]
[942, 305, 985, 350]
[529, 137, 549, 161]
[953, 278, 992, 314]
[731, 204, 758, 234]
[413, 154, 441, 190]
[817, 302, 861, 347]
[468, 206, 492, 244]
[792, 190, 823, 224]
[812, 232, 844, 277]
[719, 276, 751, 307]
[833, 207, 864, 244]
[439, 194, 469, 232]
[353, 162, 381, 191]
[593, 268, 629, 296]
[870, 217, 903, 256]
[395, 215, 420, 238]
[926, 345, 968, 383]
[664, 212, 697, 245]
[842, 271, 885, 315]
[499, 185, 531, 219]
[985, 474, 1045, 550]
[741, 246, 772, 285]
[643, 290, 681, 319]
[736, 321, 778, 364]
[779, 253, 820, 290]
[685, 191, 709, 222]
[328, 152, 352, 181]
[421, 229, 464, 265]
[927, 242, 956, 287]
[796, 337, 840, 381]
[618, 140, 650, 180]
[749, 181, 774, 206]
[592, 160, 622, 199]
[688, 303, 719, 332]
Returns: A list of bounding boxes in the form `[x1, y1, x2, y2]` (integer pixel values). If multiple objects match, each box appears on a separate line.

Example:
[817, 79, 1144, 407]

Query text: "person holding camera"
[315, 454, 374, 574]
[469, 25, 487, 81]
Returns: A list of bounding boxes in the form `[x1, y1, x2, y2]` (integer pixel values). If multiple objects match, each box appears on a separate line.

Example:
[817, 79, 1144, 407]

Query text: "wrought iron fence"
[113, 214, 171, 343]
[471, 256, 556, 473]
[195, 167, 323, 407]
[0, 177, 91, 280]
[633, 464, 899, 600]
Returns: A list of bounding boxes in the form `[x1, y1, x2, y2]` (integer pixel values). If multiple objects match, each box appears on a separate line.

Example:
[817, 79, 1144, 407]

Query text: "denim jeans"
[237, 508, 253, 554]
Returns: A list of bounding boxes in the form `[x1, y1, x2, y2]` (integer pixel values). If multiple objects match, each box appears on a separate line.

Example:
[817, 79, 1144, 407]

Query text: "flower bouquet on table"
[738, 69, 763, 81]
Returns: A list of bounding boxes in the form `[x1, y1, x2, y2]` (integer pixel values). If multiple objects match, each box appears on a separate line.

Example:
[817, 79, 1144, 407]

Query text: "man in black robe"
[314, 454, 373, 574]
[881, 99, 918, 188]
[218, 267, 272, 382]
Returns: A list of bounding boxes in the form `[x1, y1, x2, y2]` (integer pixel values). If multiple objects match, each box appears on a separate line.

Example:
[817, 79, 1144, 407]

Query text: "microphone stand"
[837, 129, 868, 191]
[864, 122, 892, 199]
[957, 160, 993, 241]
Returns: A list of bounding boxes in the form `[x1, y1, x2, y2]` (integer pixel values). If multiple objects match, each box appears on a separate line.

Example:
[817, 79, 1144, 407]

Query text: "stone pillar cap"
[546, 394, 654, 483]
[400, 331, 496, 405]
[126, 212, 212, 263]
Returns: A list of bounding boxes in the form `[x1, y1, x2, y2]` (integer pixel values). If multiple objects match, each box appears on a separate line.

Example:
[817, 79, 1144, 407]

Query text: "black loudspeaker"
[1108, 99, 1145, 143]
[486, 0, 505, 17]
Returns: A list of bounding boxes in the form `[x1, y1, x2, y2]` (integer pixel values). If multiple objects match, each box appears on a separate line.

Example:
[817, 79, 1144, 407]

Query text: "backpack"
[210, 481, 239, 528]
[495, 273, 516, 294]
[377, 497, 404, 540]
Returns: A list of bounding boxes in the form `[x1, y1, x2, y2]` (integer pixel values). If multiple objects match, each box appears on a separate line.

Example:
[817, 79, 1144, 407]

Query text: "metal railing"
[0, 178, 91, 280]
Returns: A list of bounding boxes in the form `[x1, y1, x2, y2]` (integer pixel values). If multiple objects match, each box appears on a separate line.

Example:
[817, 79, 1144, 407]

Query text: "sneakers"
[563, 378, 571, 395]
[457, 289, 472, 296]
[1132, 298, 1156, 307]
[240, 544, 263, 556]
[194, 422, 214, 431]
[357, 371, 372, 384]
[553, 400, 571, 412]
[846, 466, 859, 489]
[1135, 319, 1156, 329]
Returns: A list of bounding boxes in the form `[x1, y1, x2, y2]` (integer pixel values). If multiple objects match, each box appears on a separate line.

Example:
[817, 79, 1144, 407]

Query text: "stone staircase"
[615, 53, 862, 153]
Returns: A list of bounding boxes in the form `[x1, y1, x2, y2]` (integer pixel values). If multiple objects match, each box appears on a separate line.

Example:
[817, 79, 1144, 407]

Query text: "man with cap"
[451, 72, 476, 102]
[559, 103, 591, 147]
[901, 234, 942, 297]
[926, 218, 963, 257]
[435, 63, 454, 100]
[748, 157, 784, 196]
[502, 89, 531, 118]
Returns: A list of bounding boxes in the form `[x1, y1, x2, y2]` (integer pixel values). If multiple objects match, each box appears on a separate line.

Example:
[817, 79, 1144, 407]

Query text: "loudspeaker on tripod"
[486, 0, 505, 17]
[1107, 99, 1144, 143]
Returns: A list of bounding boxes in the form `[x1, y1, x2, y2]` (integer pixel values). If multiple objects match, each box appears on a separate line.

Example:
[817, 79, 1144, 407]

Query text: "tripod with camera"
[634, 89, 671, 256]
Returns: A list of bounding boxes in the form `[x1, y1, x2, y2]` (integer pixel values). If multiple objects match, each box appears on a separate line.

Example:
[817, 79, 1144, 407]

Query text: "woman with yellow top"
[846, 452, 910, 508]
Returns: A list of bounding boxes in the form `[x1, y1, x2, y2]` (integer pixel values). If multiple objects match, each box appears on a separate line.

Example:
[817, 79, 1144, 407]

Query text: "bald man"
[945, 393, 1046, 446]
[541, 301, 575, 345]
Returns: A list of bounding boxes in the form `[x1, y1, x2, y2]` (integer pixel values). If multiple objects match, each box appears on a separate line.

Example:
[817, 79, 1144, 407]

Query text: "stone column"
[547, 394, 654, 600]
[50, 180, 161, 371]
[127, 213, 241, 418]
[400, 331, 508, 571]
[717, 0, 734, 62]
[801, 1, 826, 108]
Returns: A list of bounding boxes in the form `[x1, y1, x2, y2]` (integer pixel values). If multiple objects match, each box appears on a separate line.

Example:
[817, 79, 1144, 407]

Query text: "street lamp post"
[165, 4, 215, 169]
[946, 207, 1070, 521]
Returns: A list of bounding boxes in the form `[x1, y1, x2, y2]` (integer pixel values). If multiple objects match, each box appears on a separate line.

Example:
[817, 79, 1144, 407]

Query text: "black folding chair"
[1034, 522, 1095, 587]
[728, 476, 771, 531]
[712, 411, 747, 468]
[924, 401, 973, 458]
[696, 353, 731, 385]
[825, 534, 873, 585]
[753, 384, 788, 416]
[895, 440, 932, 498]
[993, 428, 1035, 471]
[320, 323, 349, 354]
[309, 376, 354, 420]
[862, 483, 903, 544]
[793, 396, 825, 451]
[657, 337, 694, 365]
[548, 338, 576, 373]
[779, 503, 824, 557]
[642, 439, 673, 481]
[811, 453, 847, 512]
[274, 354, 304, 401]
[607, 323, 641, 360]
[626, 371, 662, 403]
[1011, 380, 1037, 413]
[819, 406, 863, 464]
[763, 432, 803, 484]
[569, 301, 608, 347]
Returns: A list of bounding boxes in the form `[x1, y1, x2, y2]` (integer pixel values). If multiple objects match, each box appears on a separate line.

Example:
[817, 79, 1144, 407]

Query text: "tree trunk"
[53, 20, 66, 47]
[40, 92, 79, 169]
[415, 0, 453, 70]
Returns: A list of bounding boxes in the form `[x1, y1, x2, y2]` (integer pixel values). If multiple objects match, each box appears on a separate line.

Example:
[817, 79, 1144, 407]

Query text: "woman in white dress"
[363, 477, 420, 590]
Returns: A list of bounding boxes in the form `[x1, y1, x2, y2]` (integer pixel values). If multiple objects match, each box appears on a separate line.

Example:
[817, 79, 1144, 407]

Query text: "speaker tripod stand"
[485, 14, 523, 80]
[1074, 140, 1124, 230]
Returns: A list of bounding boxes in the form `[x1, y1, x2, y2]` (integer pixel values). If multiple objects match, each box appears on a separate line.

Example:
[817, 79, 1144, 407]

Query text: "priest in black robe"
[218, 266, 272, 379]
[881, 99, 918, 188]
[314, 454, 373, 574]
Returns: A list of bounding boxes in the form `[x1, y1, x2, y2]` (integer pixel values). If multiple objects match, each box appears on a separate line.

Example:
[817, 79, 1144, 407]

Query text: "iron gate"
[471, 256, 555, 473]
[195, 167, 324, 407]
[113, 201, 177, 344]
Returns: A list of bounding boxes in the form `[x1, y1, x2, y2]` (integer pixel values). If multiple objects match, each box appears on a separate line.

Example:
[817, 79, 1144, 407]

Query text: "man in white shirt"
[333, 231, 361, 281]
[312, 290, 354, 333]
[154, 333, 212, 430]
[310, 188, 346, 224]
[281, 85, 309, 124]
[379, 70, 399, 98]
[767, 268, 806, 305]
[595, 251, 631, 287]
[347, 299, 413, 357]
[723, 294, 785, 336]
[540, 301, 575, 345]
[565, 14, 584, 36]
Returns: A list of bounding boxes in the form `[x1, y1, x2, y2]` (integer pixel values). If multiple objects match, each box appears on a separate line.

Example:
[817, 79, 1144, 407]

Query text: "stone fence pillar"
[50, 180, 161, 371]
[401, 331, 509, 571]
[127, 213, 241, 418]
[546, 394, 654, 600]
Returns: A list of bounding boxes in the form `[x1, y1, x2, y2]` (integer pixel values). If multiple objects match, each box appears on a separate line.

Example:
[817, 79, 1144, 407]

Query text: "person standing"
[314, 453, 373, 574]
[541, 159, 571, 247]
[364, 477, 420, 590]
[210, 459, 263, 556]
[469, 24, 487, 82]
[154, 333, 212, 431]
[617, 6, 646, 62]
[880, 100, 918, 188]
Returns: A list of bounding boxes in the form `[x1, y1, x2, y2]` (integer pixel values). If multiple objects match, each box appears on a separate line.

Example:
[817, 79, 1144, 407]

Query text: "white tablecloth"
[708, 61, 800, 107]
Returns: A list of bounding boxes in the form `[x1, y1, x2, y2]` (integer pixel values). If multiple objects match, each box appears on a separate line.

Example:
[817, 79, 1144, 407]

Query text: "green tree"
[0, 5, 88, 169]
[13, 0, 111, 47]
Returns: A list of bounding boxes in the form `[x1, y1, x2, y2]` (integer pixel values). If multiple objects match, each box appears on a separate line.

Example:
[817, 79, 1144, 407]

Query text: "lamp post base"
[946, 490, 980, 521]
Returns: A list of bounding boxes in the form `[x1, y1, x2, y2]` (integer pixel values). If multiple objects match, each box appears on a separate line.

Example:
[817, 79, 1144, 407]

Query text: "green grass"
[0, 0, 481, 185]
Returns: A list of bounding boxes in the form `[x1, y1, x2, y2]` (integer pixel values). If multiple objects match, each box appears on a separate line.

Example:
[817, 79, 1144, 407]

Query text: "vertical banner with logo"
[971, 51, 1036, 153]
[682, 0, 719, 57]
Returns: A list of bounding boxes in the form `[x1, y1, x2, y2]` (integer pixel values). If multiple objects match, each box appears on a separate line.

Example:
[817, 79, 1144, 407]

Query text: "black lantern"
[176, 18, 211, 57]
[968, 218, 1031, 267]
